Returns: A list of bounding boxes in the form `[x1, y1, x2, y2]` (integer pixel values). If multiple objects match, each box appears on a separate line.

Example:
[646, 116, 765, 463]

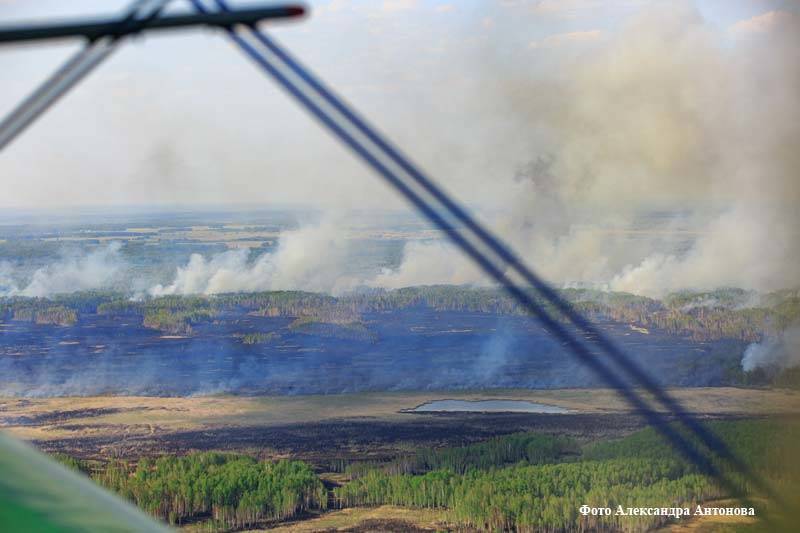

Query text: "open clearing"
[256, 506, 454, 532]
[2, 387, 799, 442]
[2, 387, 798, 442]
[1, 387, 798, 464]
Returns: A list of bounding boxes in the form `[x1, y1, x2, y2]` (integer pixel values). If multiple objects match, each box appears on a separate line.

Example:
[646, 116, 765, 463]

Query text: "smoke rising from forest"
[376, 4, 799, 297]
[0, 243, 125, 298]
[742, 327, 800, 372]
[148, 220, 359, 296]
[0, 3, 798, 300]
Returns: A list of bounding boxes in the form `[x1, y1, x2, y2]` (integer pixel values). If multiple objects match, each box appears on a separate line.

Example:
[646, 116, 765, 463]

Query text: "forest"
[51, 419, 799, 532]
[3, 286, 798, 390]
[81, 453, 326, 529]
[338, 432, 581, 477]
[2, 285, 797, 342]
[334, 419, 798, 532]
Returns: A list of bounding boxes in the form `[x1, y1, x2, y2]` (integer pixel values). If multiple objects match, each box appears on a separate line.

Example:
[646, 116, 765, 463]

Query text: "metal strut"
[0, 1, 305, 151]
[0, 6, 305, 45]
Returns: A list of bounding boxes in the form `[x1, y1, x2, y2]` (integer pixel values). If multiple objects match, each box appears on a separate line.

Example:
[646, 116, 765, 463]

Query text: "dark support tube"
[0, 6, 305, 45]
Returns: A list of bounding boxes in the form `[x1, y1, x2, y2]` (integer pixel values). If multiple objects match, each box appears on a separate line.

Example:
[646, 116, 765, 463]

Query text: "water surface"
[410, 399, 571, 413]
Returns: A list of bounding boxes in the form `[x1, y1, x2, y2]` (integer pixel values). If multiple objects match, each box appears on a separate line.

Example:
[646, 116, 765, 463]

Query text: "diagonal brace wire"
[192, 0, 783, 510]
[0, 0, 172, 151]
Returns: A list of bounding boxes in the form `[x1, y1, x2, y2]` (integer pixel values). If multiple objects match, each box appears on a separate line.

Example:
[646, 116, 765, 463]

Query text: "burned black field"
[0, 306, 747, 397]
[33, 411, 654, 463]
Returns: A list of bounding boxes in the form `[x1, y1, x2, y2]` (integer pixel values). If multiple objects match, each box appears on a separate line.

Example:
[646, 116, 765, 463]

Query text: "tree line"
[342, 432, 579, 477]
[65, 452, 327, 530]
[334, 419, 799, 532]
[334, 458, 715, 532]
[4, 286, 797, 341]
[51, 419, 798, 532]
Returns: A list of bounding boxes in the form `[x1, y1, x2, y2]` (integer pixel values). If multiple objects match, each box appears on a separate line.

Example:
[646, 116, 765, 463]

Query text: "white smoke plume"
[742, 327, 800, 372]
[149, 219, 359, 296]
[369, 240, 484, 289]
[0, 242, 125, 297]
[0, 261, 16, 295]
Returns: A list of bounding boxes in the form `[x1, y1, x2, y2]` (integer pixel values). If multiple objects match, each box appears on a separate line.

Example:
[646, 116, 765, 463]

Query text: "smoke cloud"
[0, 242, 125, 297]
[374, 4, 800, 297]
[369, 240, 484, 289]
[149, 219, 359, 296]
[742, 327, 800, 372]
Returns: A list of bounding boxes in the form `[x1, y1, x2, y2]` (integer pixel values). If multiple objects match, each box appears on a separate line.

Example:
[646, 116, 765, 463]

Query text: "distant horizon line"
[0, 201, 705, 217]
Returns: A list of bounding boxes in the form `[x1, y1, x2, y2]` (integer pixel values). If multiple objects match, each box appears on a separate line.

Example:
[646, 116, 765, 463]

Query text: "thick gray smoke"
[742, 327, 800, 372]
[376, 5, 800, 297]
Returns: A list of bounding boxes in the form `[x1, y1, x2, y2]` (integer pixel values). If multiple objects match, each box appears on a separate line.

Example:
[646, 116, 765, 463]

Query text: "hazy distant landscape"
[1, 208, 797, 397]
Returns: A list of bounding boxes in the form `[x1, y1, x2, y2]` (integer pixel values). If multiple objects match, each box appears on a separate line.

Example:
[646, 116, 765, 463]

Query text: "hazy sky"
[0, 0, 797, 210]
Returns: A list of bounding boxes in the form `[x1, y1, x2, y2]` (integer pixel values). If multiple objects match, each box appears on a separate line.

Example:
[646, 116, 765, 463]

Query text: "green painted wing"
[0, 432, 169, 533]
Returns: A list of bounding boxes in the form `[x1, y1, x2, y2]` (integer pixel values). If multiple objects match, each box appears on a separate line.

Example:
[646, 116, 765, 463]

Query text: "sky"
[0, 0, 797, 211]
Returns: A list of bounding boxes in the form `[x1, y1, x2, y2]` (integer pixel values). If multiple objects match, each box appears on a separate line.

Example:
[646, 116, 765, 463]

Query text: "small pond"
[409, 399, 571, 413]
